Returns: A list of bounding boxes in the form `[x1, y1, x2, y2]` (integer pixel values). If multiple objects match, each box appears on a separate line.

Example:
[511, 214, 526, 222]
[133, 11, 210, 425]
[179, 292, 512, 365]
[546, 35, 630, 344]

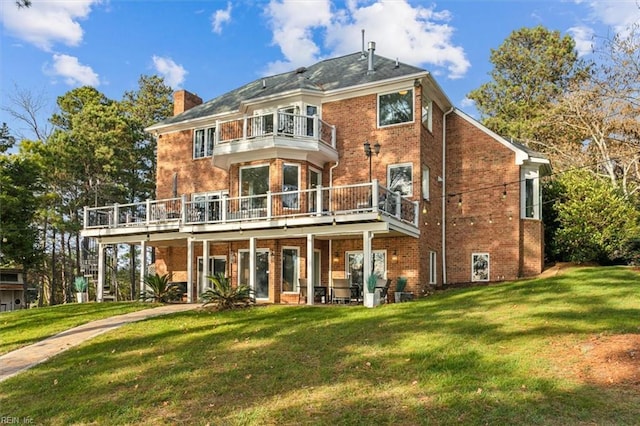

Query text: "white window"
[282, 163, 299, 209]
[388, 163, 413, 196]
[378, 89, 414, 127]
[240, 164, 269, 210]
[281, 247, 299, 292]
[429, 251, 437, 284]
[422, 95, 433, 131]
[472, 253, 490, 282]
[521, 168, 541, 219]
[193, 126, 215, 159]
[422, 165, 430, 201]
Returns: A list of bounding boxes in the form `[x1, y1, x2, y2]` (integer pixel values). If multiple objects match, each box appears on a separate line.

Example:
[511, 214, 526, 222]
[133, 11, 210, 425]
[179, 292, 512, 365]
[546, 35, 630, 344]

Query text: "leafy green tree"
[0, 123, 16, 153]
[546, 25, 640, 196]
[468, 25, 589, 145]
[549, 169, 640, 263]
[121, 75, 173, 299]
[0, 140, 43, 306]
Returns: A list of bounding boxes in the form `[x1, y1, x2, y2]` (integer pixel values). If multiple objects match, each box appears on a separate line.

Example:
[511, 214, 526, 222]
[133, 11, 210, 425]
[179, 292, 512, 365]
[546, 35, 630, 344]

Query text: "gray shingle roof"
[157, 52, 427, 126]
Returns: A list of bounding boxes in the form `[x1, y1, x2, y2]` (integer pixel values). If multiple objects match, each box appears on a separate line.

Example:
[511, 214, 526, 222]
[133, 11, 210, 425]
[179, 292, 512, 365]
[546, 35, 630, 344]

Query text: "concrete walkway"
[0, 303, 199, 383]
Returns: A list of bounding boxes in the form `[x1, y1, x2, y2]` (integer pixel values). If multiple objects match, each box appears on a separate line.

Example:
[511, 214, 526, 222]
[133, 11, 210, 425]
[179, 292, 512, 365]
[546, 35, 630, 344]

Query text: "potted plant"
[394, 276, 412, 303]
[74, 276, 88, 303]
[363, 273, 381, 308]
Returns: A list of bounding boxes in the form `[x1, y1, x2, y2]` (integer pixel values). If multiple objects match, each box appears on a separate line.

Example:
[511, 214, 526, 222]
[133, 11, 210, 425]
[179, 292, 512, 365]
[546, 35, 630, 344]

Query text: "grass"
[0, 302, 159, 355]
[1, 266, 639, 425]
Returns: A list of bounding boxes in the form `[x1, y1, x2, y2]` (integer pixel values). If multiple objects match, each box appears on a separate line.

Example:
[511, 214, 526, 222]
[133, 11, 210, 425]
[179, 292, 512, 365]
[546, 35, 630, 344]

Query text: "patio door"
[239, 249, 270, 300]
[197, 256, 227, 294]
[346, 250, 387, 289]
[308, 167, 322, 213]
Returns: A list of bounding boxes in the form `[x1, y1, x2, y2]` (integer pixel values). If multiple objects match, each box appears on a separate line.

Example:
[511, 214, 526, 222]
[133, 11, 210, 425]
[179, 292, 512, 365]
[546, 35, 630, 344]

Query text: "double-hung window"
[378, 89, 414, 127]
[422, 95, 433, 131]
[521, 168, 541, 219]
[388, 163, 413, 196]
[193, 126, 216, 159]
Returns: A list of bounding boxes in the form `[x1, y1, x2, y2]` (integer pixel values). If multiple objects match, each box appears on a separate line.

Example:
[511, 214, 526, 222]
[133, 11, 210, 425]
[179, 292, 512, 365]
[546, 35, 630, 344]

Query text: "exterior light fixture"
[502, 183, 507, 200]
[333, 251, 339, 263]
[392, 250, 398, 263]
[457, 196, 462, 208]
[363, 141, 381, 182]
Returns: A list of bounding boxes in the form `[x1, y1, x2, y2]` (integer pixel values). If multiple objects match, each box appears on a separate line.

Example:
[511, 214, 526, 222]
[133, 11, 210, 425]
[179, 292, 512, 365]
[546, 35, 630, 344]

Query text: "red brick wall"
[520, 219, 544, 276]
[444, 112, 522, 284]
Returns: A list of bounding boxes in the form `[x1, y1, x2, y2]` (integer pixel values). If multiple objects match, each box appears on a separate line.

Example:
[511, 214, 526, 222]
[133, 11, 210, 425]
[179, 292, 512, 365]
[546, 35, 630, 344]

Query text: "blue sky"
[1, 0, 639, 140]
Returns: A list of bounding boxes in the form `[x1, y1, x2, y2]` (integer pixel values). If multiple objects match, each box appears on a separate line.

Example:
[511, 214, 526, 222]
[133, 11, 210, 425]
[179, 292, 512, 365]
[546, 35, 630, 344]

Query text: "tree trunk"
[50, 227, 56, 305]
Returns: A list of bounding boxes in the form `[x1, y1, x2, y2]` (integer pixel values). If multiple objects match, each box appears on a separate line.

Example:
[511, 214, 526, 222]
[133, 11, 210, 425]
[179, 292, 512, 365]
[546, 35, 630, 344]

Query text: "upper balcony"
[212, 111, 338, 170]
[82, 181, 419, 240]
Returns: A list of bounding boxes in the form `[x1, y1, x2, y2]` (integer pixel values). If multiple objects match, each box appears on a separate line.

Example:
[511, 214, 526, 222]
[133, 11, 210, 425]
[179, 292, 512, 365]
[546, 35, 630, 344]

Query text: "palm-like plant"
[140, 273, 181, 303]
[201, 273, 253, 310]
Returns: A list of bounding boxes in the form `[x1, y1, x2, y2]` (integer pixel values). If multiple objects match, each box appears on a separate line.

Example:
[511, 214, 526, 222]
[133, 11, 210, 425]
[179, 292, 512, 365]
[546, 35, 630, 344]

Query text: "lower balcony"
[81, 181, 419, 238]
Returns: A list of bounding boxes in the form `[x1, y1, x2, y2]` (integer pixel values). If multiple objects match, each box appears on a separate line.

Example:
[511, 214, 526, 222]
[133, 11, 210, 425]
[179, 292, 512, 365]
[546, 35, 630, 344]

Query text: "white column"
[249, 237, 256, 297]
[97, 243, 105, 302]
[139, 240, 147, 298]
[186, 238, 194, 303]
[363, 230, 373, 290]
[306, 233, 315, 305]
[202, 240, 210, 297]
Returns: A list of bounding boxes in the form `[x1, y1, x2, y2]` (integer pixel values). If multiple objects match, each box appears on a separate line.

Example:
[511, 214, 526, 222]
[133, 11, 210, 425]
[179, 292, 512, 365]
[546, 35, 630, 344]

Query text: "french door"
[239, 249, 270, 299]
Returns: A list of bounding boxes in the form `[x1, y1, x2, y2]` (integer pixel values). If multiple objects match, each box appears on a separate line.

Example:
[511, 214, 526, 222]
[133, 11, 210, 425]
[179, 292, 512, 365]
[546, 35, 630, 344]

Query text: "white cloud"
[48, 54, 100, 86]
[212, 2, 232, 34]
[0, 0, 101, 51]
[582, 1, 640, 33]
[263, 0, 470, 79]
[568, 25, 594, 57]
[460, 97, 475, 108]
[152, 55, 187, 88]
[264, 0, 332, 74]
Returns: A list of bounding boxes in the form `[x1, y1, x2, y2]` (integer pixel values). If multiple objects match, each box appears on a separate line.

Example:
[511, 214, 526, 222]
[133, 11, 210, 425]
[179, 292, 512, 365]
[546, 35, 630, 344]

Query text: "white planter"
[363, 290, 380, 308]
[76, 292, 88, 303]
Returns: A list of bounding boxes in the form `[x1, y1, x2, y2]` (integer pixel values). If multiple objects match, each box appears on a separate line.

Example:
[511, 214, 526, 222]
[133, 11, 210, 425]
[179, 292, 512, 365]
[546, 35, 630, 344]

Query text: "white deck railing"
[215, 111, 336, 148]
[83, 181, 418, 230]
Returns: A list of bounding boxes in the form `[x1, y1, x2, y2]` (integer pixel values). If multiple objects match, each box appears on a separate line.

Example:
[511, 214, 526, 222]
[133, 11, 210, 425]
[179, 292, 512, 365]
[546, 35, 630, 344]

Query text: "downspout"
[441, 107, 454, 285]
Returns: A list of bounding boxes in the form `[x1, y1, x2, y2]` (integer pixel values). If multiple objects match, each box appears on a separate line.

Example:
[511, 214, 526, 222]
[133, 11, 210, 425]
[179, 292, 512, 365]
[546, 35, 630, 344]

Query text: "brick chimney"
[173, 90, 203, 116]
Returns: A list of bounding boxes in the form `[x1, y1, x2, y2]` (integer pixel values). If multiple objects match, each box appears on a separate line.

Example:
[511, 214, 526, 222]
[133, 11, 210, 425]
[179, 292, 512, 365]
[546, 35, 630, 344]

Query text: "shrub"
[201, 273, 253, 310]
[140, 273, 181, 303]
[74, 277, 88, 292]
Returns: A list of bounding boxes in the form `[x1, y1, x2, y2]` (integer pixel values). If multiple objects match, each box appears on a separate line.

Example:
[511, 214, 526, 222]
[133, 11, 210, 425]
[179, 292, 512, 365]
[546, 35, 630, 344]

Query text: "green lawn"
[1, 266, 639, 425]
[0, 302, 159, 355]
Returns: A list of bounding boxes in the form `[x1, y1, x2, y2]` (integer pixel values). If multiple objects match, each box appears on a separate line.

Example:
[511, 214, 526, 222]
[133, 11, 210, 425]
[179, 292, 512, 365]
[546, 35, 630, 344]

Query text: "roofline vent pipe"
[360, 29, 367, 59]
[367, 41, 376, 74]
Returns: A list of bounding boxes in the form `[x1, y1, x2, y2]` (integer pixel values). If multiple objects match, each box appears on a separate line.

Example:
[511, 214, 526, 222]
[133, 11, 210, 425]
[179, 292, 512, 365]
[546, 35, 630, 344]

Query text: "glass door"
[239, 249, 270, 299]
[346, 250, 387, 288]
[197, 256, 227, 294]
[308, 167, 322, 213]
[305, 105, 318, 136]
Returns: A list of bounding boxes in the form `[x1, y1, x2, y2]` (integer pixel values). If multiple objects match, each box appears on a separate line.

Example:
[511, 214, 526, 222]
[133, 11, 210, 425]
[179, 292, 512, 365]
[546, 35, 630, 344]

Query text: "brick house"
[81, 42, 550, 304]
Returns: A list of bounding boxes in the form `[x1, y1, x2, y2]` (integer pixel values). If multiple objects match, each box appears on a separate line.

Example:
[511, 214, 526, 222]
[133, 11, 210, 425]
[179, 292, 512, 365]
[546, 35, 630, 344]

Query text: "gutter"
[441, 107, 454, 285]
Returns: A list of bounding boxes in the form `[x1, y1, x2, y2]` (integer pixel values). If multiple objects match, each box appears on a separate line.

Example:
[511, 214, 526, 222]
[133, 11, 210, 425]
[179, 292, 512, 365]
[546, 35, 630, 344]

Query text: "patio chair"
[332, 286, 351, 304]
[375, 278, 391, 304]
[298, 278, 308, 304]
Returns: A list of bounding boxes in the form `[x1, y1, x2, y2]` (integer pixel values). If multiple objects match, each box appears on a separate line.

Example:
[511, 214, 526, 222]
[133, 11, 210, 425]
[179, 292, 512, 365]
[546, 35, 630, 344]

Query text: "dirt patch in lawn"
[570, 334, 640, 388]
